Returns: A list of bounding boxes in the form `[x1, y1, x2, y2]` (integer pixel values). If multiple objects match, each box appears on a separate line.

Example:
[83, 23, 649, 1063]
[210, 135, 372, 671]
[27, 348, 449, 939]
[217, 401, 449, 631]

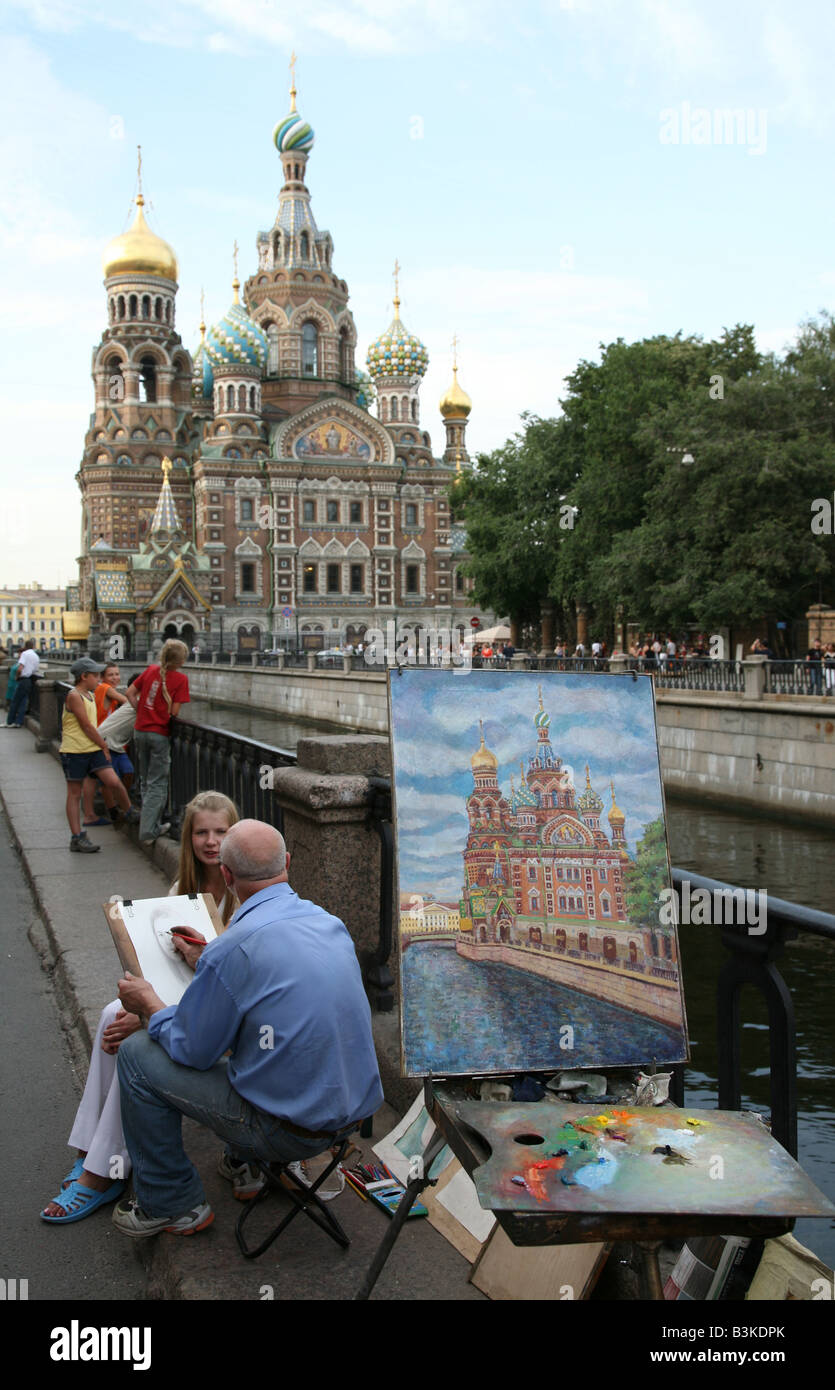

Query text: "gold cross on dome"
[451, 332, 459, 368]
[233, 240, 239, 279]
[289, 51, 298, 110]
[161, 456, 172, 478]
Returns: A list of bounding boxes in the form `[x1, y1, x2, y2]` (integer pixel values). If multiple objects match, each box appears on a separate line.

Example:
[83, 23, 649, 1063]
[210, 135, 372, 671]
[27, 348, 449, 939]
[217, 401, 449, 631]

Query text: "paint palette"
[434, 1096, 835, 1221]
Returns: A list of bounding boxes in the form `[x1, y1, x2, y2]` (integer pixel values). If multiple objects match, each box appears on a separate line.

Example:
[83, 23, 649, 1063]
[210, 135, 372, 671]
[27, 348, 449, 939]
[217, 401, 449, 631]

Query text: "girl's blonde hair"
[159, 638, 189, 713]
[176, 791, 240, 925]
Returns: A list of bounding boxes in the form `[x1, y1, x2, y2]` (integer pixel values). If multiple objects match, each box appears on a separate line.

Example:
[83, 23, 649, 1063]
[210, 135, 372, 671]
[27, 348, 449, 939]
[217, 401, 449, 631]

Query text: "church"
[69, 69, 488, 656]
[459, 689, 678, 976]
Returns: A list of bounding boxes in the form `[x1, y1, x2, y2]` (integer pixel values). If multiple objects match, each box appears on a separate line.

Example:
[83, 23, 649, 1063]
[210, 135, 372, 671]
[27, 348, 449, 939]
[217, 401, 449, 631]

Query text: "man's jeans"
[7, 676, 32, 726]
[133, 730, 171, 839]
[117, 1031, 342, 1217]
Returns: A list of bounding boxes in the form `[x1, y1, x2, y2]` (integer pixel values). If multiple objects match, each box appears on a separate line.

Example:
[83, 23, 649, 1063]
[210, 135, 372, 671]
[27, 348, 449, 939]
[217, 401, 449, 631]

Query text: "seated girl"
[40, 790, 264, 1222]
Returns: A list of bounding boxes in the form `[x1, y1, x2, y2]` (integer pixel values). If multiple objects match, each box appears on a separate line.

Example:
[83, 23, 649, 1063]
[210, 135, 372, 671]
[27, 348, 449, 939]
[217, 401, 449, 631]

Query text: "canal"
[185, 697, 835, 1266]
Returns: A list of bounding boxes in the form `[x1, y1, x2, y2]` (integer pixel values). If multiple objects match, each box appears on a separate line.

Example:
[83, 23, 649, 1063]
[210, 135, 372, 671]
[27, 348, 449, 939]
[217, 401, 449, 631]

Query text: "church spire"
[150, 457, 183, 537]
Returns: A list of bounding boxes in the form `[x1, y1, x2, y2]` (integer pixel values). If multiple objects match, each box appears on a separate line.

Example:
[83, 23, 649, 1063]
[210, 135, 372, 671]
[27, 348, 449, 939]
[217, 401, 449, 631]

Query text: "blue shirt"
[148, 882, 383, 1132]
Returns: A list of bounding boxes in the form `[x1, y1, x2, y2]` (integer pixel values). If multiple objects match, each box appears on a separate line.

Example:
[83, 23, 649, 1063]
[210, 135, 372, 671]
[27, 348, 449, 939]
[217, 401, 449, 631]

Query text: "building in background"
[75, 71, 489, 657]
[0, 584, 66, 651]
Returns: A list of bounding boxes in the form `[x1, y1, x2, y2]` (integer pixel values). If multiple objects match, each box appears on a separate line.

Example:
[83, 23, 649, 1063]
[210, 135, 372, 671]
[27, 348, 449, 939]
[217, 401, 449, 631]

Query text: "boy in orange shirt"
[81, 662, 135, 827]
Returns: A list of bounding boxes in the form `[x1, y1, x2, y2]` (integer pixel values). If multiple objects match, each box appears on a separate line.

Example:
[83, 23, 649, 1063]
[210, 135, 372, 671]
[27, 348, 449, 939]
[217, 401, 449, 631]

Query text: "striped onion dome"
[273, 109, 315, 154]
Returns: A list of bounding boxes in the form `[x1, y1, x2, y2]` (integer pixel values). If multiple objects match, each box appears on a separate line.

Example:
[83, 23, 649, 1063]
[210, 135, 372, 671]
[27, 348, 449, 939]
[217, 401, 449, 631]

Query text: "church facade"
[73, 77, 488, 657]
[459, 690, 679, 977]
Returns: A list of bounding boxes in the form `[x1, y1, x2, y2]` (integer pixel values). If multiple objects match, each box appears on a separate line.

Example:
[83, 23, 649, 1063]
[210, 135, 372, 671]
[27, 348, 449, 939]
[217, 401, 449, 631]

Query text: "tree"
[623, 817, 668, 929]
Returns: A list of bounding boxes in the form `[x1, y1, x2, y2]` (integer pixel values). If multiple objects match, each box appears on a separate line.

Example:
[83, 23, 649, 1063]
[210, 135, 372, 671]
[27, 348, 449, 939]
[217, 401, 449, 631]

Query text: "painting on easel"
[389, 670, 688, 1077]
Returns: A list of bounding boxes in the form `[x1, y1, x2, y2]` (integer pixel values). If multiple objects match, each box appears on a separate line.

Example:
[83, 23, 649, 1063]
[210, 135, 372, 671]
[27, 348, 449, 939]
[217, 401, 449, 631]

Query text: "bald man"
[112, 819, 383, 1238]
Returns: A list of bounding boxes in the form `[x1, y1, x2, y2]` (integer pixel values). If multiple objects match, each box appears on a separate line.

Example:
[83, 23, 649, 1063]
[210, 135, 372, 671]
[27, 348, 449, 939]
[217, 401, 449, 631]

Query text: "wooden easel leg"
[355, 1126, 447, 1301]
[636, 1241, 664, 1300]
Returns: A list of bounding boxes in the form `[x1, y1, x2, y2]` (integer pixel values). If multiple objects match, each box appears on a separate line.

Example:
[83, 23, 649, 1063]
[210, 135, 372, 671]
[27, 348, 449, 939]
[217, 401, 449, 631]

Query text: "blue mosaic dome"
[273, 110, 315, 155]
[206, 300, 268, 371]
[192, 337, 213, 398]
[367, 315, 428, 380]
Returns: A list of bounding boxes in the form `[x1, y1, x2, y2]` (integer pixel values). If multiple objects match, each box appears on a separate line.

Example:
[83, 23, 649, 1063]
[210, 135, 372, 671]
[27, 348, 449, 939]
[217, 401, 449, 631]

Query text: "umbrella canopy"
[470, 624, 511, 643]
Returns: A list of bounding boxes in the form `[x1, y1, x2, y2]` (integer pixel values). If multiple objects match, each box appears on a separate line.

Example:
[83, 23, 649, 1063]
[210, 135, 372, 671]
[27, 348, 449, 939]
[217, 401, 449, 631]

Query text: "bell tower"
[78, 149, 196, 615]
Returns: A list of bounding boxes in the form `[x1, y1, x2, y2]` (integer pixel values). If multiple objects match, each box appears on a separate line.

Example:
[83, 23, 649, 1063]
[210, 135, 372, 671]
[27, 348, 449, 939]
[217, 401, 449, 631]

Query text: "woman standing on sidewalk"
[132, 639, 190, 843]
[40, 791, 246, 1223]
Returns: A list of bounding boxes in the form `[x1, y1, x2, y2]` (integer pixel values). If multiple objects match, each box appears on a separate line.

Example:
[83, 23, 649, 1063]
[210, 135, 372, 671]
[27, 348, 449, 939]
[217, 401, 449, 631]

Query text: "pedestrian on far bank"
[824, 642, 835, 696]
[3, 639, 40, 728]
[132, 639, 190, 843]
[60, 659, 140, 853]
[806, 638, 824, 696]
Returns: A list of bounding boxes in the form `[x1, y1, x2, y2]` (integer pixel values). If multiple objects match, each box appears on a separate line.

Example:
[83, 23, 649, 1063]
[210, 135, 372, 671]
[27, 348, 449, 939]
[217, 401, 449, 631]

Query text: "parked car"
[315, 646, 347, 668]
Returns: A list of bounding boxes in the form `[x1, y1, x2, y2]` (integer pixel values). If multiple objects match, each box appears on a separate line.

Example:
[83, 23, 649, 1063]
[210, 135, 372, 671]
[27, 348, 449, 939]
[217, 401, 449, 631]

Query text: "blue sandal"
[60, 1156, 87, 1187]
[41, 1177, 126, 1224]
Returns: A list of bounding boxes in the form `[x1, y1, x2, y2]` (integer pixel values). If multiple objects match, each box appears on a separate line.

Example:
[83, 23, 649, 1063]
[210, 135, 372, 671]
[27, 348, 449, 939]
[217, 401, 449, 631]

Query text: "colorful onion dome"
[608, 780, 626, 825]
[534, 686, 551, 730]
[273, 109, 315, 154]
[366, 276, 428, 380]
[206, 288, 267, 371]
[103, 193, 178, 282]
[439, 364, 472, 418]
[578, 764, 604, 815]
[471, 719, 498, 772]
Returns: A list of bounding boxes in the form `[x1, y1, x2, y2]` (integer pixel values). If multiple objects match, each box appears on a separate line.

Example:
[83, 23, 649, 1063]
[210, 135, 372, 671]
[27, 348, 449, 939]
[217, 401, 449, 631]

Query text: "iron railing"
[168, 717, 296, 837]
[670, 868, 835, 1157]
[765, 659, 835, 697]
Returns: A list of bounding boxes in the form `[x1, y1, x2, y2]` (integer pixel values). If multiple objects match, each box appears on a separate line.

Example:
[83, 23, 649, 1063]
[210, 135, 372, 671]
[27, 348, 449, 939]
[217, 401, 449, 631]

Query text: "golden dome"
[608, 780, 626, 825]
[471, 718, 498, 772]
[439, 365, 472, 419]
[103, 195, 178, 283]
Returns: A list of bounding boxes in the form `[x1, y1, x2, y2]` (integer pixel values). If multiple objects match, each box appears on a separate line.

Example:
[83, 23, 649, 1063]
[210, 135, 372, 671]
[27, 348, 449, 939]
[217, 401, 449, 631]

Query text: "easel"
[357, 1077, 834, 1300]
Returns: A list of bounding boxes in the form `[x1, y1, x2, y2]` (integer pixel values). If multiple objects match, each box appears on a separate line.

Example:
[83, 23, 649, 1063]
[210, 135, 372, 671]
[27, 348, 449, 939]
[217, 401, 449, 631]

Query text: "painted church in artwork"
[459, 690, 678, 975]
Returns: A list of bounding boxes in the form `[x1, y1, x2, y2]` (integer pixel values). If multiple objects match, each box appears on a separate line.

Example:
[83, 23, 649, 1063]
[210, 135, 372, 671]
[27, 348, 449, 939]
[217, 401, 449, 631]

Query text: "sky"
[391, 669, 665, 900]
[4, 0, 835, 587]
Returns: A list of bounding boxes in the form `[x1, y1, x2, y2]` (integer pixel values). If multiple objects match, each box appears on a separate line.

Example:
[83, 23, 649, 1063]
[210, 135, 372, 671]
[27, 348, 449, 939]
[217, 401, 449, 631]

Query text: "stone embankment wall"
[455, 938, 683, 1028]
[655, 691, 835, 826]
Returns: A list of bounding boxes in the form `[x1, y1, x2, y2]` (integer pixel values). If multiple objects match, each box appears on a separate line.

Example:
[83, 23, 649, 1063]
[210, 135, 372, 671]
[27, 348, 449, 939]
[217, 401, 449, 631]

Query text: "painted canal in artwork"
[402, 942, 686, 1075]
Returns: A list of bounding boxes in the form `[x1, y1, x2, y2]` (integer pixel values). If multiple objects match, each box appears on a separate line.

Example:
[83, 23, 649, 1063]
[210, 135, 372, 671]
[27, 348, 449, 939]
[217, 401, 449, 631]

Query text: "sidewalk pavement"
[0, 720, 483, 1300]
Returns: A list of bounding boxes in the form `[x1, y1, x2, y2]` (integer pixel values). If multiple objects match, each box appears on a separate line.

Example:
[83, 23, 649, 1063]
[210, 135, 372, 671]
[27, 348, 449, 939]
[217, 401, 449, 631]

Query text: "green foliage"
[454, 317, 835, 634]
[623, 817, 669, 928]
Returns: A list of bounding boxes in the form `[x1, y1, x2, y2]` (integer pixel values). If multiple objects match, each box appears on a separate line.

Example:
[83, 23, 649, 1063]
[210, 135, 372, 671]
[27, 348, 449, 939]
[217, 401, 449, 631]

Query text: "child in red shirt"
[132, 639, 190, 842]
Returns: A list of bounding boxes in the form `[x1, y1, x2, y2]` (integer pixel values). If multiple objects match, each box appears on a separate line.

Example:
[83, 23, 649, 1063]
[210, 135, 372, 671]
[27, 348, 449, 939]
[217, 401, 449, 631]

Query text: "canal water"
[186, 698, 835, 1265]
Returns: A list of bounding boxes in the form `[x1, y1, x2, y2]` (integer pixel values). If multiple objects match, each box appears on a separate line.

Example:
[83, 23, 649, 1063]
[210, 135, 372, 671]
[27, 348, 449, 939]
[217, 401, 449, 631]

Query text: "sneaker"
[217, 1152, 266, 1201]
[284, 1158, 345, 1202]
[111, 1196, 214, 1239]
[70, 833, 101, 854]
[140, 822, 171, 844]
[123, 807, 141, 825]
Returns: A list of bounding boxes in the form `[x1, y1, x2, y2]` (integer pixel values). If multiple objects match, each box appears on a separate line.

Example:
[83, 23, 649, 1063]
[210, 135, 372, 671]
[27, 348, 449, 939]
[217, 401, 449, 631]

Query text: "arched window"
[579, 931, 589, 952]
[226, 384, 235, 411]
[529, 892, 540, 913]
[238, 385, 247, 411]
[555, 929, 566, 949]
[139, 356, 157, 404]
[129, 294, 138, 318]
[141, 295, 150, 319]
[558, 896, 566, 911]
[118, 296, 126, 320]
[249, 386, 256, 410]
[300, 231, 309, 260]
[629, 940, 638, 963]
[411, 399, 417, 422]
[339, 328, 351, 381]
[267, 324, 279, 376]
[165, 300, 171, 324]
[273, 233, 281, 262]
[402, 395, 408, 416]
[301, 321, 318, 376]
[154, 297, 162, 320]
[390, 397, 398, 421]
